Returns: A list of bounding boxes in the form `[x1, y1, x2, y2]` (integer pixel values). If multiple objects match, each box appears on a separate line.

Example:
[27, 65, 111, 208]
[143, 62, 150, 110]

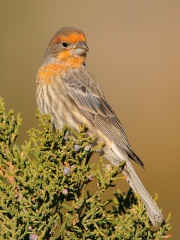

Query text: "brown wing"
[62, 68, 144, 167]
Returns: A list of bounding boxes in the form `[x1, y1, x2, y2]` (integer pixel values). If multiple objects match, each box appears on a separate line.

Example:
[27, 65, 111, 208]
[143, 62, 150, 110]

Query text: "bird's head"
[43, 27, 89, 67]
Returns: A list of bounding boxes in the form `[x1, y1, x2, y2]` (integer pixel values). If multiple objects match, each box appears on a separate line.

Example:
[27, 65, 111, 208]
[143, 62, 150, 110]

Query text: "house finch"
[36, 27, 163, 226]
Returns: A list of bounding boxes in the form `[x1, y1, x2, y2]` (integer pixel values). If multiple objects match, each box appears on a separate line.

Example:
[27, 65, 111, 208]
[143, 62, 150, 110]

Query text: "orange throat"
[57, 50, 85, 68]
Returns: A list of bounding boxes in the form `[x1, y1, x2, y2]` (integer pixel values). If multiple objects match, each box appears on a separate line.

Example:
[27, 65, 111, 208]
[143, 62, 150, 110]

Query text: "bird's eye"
[61, 42, 68, 48]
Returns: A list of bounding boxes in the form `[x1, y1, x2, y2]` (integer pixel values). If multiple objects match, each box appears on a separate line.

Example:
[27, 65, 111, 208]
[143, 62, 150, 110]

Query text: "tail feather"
[123, 161, 163, 226]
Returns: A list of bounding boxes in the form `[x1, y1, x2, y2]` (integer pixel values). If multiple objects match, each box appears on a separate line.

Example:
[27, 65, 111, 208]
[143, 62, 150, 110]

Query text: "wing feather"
[62, 69, 143, 167]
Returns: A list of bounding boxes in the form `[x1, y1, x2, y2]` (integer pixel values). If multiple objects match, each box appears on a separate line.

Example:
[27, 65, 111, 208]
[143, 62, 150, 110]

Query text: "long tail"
[123, 160, 163, 226]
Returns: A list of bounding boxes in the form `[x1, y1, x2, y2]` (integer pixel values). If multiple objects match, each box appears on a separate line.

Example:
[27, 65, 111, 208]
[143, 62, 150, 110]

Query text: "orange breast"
[37, 64, 63, 84]
[37, 56, 84, 84]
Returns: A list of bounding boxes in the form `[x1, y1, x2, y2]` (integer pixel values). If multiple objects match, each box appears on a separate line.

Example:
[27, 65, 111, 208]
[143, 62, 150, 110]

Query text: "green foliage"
[0, 98, 171, 239]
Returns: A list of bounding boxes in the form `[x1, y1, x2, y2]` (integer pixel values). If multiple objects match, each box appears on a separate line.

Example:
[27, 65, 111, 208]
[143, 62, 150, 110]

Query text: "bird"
[36, 27, 163, 226]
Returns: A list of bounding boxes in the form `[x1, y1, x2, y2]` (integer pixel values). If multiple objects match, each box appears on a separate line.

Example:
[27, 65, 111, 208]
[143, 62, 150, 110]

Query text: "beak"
[72, 41, 89, 56]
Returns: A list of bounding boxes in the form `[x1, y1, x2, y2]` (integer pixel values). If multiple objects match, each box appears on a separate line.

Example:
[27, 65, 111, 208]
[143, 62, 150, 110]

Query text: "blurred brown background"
[0, 1, 179, 238]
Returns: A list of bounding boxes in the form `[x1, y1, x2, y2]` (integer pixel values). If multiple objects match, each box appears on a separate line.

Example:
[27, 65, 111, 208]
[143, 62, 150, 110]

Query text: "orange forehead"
[49, 32, 86, 46]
